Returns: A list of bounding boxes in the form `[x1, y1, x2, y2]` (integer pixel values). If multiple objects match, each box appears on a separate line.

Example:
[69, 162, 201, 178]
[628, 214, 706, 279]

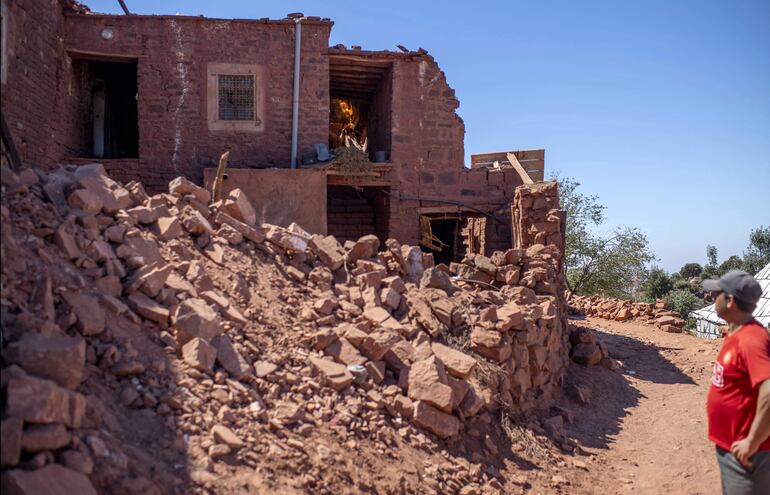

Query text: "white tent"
[690, 262, 770, 339]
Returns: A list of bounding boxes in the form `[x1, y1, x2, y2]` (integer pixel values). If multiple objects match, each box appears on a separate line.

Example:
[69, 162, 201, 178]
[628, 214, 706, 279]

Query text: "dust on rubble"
[1, 162, 653, 495]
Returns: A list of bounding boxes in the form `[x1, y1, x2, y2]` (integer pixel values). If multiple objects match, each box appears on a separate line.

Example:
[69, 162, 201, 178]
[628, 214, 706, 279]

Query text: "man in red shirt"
[704, 270, 770, 494]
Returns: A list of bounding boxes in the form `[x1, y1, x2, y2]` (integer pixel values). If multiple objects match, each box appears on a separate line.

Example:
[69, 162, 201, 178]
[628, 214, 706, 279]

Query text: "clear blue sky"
[88, 0, 770, 273]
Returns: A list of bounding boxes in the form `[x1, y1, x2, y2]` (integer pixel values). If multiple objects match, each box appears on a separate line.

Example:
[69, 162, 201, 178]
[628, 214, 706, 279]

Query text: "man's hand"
[730, 437, 758, 468]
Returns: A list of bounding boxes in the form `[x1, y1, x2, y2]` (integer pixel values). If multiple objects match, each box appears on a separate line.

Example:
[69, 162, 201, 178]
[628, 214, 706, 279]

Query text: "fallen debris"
[1, 162, 573, 494]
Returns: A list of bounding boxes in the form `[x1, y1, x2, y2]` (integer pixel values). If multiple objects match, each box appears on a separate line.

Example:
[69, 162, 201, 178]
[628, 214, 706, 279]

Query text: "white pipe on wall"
[290, 18, 303, 169]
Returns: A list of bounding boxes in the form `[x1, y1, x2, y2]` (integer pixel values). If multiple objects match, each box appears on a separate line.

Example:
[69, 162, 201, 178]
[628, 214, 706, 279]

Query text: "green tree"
[706, 245, 718, 268]
[742, 226, 770, 274]
[702, 245, 720, 280]
[554, 173, 656, 298]
[679, 263, 703, 278]
[718, 255, 743, 276]
[642, 267, 673, 301]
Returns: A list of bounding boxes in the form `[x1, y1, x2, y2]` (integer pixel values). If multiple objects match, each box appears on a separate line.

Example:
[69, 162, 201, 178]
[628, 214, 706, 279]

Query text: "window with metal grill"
[218, 75, 255, 121]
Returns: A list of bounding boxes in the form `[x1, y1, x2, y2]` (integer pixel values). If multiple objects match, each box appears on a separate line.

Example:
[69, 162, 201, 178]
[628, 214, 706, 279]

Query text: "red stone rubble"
[1, 163, 573, 494]
[568, 295, 688, 333]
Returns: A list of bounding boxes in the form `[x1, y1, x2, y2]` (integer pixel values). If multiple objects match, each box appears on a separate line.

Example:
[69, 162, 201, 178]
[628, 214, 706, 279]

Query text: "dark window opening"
[70, 59, 138, 159]
[327, 185, 389, 244]
[218, 74, 255, 121]
[329, 57, 392, 162]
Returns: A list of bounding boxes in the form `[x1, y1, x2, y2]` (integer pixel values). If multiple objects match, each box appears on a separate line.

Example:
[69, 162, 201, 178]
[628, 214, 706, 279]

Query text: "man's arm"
[731, 379, 770, 467]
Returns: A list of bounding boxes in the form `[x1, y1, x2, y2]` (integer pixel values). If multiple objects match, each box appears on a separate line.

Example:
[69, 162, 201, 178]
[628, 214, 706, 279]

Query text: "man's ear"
[725, 294, 736, 310]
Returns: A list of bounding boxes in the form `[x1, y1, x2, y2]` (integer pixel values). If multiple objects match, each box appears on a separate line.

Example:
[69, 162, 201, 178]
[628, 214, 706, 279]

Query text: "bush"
[642, 268, 673, 302]
[665, 289, 704, 320]
[673, 278, 692, 291]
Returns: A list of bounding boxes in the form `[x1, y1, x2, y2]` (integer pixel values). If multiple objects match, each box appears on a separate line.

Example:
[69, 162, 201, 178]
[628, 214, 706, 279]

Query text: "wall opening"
[70, 58, 138, 159]
[327, 185, 389, 244]
[419, 214, 487, 264]
[420, 217, 459, 266]
[329, 56, 392, 161]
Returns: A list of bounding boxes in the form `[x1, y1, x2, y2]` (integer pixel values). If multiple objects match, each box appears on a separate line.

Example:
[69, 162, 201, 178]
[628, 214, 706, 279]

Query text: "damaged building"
[1, 0, 547, 262]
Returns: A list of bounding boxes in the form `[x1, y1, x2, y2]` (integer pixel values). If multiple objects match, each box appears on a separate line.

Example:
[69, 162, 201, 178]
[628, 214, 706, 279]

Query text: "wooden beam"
[330, 73, 384, 82]
[506, 152, 534, 185]
[417, 205, 478, 215]
[327, 177, 398, 187]
[66, 48, 141, 62]
[328, 56, 393, 68]
[329, 64, 388, 74]
[330, 79, 379, 88]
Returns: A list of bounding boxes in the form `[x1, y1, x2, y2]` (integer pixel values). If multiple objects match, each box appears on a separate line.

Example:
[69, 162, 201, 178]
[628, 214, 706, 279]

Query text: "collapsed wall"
[0, 163, 569, 494]
[568, 295, 687, 333]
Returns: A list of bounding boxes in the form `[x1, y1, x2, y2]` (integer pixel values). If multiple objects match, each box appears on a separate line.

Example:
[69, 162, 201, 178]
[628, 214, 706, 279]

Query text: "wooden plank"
[327, 177, 398, 187]
[506, 152, 534, 185]
[329, 65, 388, 75]
[66, 48, 141, 62]
[330, 79, 379, 88]
[512, 149, 545, 160]
[417, 205, 477, 215]
[328, 56, 393, 68]
[470, 149, 545, 165]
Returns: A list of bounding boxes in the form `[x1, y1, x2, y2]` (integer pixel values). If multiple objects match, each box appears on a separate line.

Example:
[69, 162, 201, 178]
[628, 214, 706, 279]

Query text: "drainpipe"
[290, 17, 303, 169]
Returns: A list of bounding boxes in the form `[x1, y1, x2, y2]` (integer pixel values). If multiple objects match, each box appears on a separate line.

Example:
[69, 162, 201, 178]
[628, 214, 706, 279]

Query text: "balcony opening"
[329, 56, 392, 162]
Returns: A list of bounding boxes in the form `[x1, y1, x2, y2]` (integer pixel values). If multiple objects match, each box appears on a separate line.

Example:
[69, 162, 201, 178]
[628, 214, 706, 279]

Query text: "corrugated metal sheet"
[690, 262, 770, 339]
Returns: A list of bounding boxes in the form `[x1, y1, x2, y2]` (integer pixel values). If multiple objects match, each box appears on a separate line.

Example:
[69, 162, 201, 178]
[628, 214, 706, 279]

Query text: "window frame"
[206, 63, 265, 133]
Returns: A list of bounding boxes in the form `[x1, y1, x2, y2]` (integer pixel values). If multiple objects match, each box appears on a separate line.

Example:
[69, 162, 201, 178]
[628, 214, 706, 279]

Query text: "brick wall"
[61, 14, 331, 191]
[1, 3, 541, 259]
[0, 0, 69, 167]
[379, 52, 529, 255]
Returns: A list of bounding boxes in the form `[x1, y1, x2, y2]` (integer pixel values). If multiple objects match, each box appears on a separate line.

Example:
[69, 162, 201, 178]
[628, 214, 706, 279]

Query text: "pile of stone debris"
[568, 294, 687, 333]
[0, 163, 574, 494]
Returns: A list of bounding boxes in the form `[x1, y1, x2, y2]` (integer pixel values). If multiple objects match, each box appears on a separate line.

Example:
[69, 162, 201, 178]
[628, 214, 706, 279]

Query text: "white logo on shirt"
[711, 361, 724, 388]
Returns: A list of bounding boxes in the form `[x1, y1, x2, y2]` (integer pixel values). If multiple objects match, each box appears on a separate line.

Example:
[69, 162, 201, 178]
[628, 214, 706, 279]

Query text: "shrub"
[665, 289, 704, 320]
[642, 268, 673, 302]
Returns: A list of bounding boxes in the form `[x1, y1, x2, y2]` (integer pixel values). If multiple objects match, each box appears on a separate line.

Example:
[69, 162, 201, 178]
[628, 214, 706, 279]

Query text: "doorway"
[71, 58, 138, 159]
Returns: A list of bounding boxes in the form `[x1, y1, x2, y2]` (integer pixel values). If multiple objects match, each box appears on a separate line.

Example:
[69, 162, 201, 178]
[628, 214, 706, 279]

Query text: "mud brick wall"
[1, 2, 545, 258]
[1, 5, 331, 190]
[59, 14, 331, 191]
[379, 53, 531, 253]
[327, 186, 377, 242]
[0, 0, 70, 167]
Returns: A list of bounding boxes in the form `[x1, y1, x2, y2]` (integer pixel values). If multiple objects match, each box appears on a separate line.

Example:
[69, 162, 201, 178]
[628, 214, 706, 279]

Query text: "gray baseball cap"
[702, 270, 762, 305]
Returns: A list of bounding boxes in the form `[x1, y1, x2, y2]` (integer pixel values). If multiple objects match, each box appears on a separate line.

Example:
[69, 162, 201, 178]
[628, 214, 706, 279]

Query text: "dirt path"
[556, 317, 723, 494]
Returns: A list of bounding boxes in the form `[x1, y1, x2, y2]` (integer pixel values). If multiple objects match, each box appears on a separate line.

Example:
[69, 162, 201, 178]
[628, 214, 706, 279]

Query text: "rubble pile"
[0, 163, 572, 494]
[568, 295, 687, 333]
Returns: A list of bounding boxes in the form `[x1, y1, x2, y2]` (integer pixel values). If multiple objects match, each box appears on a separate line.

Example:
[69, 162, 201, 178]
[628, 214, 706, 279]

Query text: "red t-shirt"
[706, 320, 770, 451]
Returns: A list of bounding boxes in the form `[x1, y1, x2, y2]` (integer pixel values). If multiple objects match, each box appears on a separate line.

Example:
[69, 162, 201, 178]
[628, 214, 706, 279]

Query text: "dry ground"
[534, 316, 723, 495]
